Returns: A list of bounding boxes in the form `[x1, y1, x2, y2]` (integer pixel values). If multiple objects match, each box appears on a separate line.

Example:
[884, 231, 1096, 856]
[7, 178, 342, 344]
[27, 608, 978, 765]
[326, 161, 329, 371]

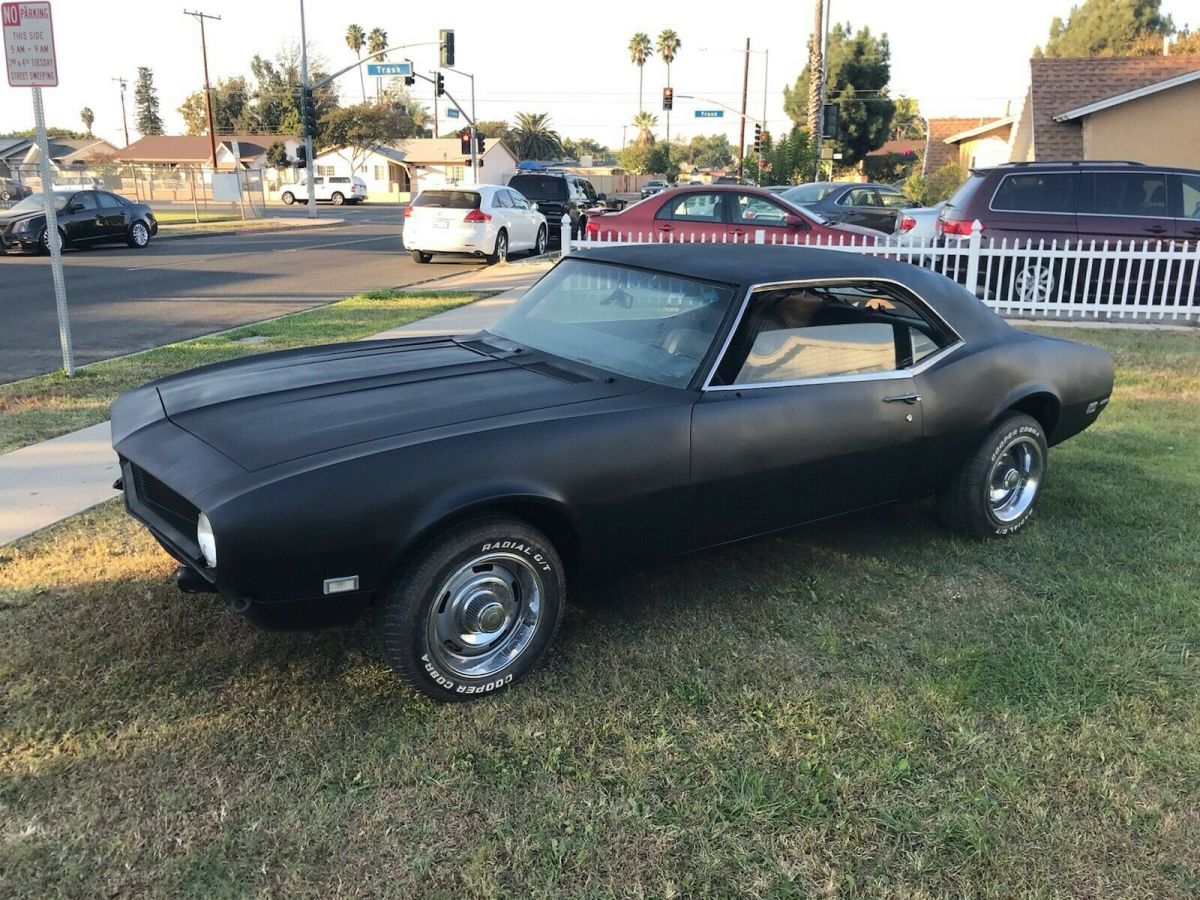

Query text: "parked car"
[110, 244, 1113, 701]
[0, 177, 32, 202]
[0, 187, 157, 253]
[277, 175, 367, 206]
[896, 202, 945, 240]
[402, 184, 548, 264]
[937, 161, 1200, 301]
[640, 179, 669, 198]
[506, 172, 602, 241]
[780, 181, 918, 234]
[584, 184, 884, 243]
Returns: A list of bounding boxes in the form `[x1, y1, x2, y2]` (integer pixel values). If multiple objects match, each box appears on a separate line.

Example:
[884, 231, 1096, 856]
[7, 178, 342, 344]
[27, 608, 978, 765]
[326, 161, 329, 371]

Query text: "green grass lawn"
[1, 327, 1198, 897]
[152, 210, 238, 226]
[0, 290, 485, 454]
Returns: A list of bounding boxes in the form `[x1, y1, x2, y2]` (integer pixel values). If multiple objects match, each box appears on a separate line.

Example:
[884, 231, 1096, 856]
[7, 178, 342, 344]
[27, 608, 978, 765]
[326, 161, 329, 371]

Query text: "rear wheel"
[487, 229, 508, 264]
[410, 249, 432, 263]
[127, 220, 151, 248]
[377, 515, 566, 701]
[281, 191, 295, 205]
[937, 413, 1047, 537]
[331, 191, 345, 206]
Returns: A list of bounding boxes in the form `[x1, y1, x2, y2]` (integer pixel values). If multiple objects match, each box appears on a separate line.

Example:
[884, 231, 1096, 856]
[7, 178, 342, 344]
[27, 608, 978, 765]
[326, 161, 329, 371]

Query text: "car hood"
[0, 208, 43, 226]
[156, 336, 644, 471]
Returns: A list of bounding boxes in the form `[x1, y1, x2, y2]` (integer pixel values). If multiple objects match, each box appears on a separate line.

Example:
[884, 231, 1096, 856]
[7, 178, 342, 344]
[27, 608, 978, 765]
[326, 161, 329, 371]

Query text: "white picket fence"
[558, 216, 1200, 322]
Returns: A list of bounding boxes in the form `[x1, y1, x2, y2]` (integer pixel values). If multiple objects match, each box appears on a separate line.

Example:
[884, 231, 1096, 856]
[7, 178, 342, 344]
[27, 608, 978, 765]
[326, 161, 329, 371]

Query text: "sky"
[2, 0, 1196, 151]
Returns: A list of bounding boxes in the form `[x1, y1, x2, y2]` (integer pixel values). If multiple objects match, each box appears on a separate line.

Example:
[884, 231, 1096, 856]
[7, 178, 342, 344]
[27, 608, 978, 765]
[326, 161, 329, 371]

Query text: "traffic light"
[476, 132, 485, 154]
[662, 86, 673, 111]
[753, 123, 762, 152]
[404, 74, 415, 86]
[821, 102, 839, 137]
[460, 129, 471, 155]
[435, 72, 445, 96]
[302, 87, 318, 139]
[440, 29, 455, 67]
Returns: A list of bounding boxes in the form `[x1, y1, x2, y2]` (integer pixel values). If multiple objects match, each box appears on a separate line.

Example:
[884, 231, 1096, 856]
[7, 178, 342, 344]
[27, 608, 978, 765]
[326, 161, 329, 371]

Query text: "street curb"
[154, 218, 348, 242]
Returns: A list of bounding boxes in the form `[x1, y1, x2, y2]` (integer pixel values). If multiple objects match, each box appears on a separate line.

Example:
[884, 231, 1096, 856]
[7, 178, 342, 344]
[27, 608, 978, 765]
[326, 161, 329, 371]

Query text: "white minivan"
[403, 184, 548, 264]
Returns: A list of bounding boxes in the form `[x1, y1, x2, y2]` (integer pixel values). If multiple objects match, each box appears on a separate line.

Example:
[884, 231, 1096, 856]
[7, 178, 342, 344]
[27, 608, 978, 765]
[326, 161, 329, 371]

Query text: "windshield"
[508, 175, 567, 201]
[7, 193, 69, 214]
[782, 183, 840, 205]
[489, 258, 735, 389]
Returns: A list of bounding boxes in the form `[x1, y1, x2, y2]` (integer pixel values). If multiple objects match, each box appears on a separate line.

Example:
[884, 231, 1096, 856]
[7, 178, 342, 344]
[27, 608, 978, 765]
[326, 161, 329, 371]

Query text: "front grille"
[131, 464, 199, 535]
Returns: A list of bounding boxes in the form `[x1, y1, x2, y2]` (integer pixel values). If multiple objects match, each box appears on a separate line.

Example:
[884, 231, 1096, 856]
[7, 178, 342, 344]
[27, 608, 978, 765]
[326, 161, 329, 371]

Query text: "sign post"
[4, 1, 73, 374]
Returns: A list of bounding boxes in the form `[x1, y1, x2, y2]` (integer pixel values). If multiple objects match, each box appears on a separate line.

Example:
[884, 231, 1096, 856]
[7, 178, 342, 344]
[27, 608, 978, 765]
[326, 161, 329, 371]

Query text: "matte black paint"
[111, 245, 1114, 628]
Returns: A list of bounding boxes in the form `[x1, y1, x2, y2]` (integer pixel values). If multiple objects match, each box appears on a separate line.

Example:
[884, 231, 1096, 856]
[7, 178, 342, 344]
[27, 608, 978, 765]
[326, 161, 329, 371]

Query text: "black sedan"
[0, 188, 157, 253]
[111, 245, 1114, 701]
[780, 182, 918, 234]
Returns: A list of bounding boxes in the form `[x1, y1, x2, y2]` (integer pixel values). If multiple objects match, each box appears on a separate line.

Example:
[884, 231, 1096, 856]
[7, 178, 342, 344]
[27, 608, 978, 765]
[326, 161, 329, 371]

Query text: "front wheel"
[38, 226, 65, 255]
[281, 191, 295, 205]
[533, 225, 547, 256]
[937, 413, 1048, 538]
[127, 220, 151, 248]
[331, 191, 345, 206]
[377, 515, 566, 701]
[410, 249, 432, 263]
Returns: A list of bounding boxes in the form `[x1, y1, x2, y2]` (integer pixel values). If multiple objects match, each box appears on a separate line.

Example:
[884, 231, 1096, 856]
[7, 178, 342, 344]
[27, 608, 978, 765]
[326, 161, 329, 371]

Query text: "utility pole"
[431, 71, 439, 138]
[183, 9, 221, 171]
[298, 0, 316, 217]
[737, 39, 750, 183]
[111, 77, 130, 147]
[446, 68, 477, 181]
[807, 0, 825, 179]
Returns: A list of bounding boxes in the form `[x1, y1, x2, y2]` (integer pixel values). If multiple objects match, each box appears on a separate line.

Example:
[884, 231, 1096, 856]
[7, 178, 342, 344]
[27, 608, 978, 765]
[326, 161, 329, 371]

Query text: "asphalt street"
[0, 205, 480, 383]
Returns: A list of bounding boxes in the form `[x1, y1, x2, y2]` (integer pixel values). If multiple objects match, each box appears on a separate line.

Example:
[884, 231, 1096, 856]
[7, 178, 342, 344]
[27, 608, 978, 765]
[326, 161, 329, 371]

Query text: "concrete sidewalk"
[0, 261, 549, 546]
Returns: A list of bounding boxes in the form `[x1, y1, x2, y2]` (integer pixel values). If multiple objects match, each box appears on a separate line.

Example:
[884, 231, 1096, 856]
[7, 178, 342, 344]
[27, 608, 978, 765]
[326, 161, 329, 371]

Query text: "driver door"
[61, 190, 101, 243]
[689, 280, 953, 547]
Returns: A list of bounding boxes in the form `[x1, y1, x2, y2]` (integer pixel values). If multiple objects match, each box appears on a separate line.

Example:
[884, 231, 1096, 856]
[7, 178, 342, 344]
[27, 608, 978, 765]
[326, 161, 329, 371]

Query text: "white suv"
[403, 184, 548, 264]
[277, 175, 367, 206]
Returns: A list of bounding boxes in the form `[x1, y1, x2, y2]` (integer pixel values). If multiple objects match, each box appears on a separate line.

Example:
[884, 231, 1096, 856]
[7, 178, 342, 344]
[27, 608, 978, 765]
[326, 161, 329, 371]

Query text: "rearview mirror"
[784, 213, 809, 229]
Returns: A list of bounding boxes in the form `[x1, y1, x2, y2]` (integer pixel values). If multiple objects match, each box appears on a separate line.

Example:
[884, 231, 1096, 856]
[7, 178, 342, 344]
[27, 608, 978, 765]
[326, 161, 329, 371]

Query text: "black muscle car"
[111, 245, 1114, 701]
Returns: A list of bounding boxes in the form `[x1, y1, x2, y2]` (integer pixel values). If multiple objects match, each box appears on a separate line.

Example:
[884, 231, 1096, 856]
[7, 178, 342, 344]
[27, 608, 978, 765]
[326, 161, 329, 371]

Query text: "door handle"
[883, 392, 922, 404]
[1146, 226, 1168, 234]
[658, 224, 673, 232]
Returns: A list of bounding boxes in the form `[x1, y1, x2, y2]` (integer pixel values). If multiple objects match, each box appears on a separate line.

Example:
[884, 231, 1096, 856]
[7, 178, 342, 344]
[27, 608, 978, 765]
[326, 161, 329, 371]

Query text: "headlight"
[197, 512, 217, 568]
[13, 219, 32, 233]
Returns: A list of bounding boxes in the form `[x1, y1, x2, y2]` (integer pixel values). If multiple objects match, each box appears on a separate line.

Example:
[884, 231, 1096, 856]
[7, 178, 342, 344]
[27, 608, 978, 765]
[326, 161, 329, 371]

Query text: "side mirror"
[596, 192, 607, 202]
[530, 202, 539, 212]
[784, 213, 809, 229]
[66, 203, 83, 212]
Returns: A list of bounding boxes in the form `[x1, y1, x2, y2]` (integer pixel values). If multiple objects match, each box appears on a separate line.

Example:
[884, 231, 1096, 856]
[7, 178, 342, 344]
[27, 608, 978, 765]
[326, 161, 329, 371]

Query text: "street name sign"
[695, 109, 723, 118]
[446, 107, 460, 118]
[367, 62, 412, 77]
[3, 1, 57, 86]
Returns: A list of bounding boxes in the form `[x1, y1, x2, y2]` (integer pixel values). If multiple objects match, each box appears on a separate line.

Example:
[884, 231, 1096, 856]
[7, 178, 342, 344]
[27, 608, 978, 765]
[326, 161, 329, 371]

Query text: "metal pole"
[762, 49, 769, 136]
[299, 0, 316, 218]
[431, 71, 439, 138]
[469, 72, 477, 182]
[184, 11, 221, 170]
[112, 77, 130, 146]
[738, 38, 750, 183]
[32, 88, 74, 376]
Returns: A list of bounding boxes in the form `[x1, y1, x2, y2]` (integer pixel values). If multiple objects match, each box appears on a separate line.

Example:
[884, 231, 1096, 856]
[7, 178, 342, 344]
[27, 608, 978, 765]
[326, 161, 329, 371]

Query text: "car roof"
[566, 244, 1005, 340]
[973, 160, 1200, 175]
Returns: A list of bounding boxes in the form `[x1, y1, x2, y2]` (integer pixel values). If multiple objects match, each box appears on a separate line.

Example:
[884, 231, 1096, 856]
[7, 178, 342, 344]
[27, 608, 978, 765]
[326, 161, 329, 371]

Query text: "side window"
[879, 191, 914, 209]
[510, 191, 530, 210]
[731, 193, 789, 225]
[656, 192, 724, 223]
[843, 188, 881, 207]
[493, 190, 513, 208]
[98, 192, 126, 207]
[1087, 172, 1170, 218]
[73, 192, 98, 210]
[992, 173, 1076, 213]
[714, 283, 951, 386]
[1182, 174, 1200, 219]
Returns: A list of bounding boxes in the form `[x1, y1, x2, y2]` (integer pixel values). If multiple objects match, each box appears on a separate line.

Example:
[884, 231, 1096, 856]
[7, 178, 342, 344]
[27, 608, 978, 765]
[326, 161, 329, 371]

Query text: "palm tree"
[656, 29, 681, 86]
[632, 111, 657, 146]
[345, 24, 367, 103]
[510, 112, 563, 161]
[628, 32, 652, 112]
[80, 106, 95, 136]
[367, 27, 388, 101]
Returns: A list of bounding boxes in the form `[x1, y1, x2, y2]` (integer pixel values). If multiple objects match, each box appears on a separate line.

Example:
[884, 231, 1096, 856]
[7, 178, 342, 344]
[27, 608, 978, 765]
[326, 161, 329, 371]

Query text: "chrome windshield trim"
[699, 276, 964, 391]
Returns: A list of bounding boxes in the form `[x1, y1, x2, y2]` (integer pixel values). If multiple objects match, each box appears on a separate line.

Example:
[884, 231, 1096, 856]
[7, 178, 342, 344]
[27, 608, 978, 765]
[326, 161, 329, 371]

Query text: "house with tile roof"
[116, 134, 301, 169]
[1008, 55, 1200, 166]
[309, 138, 519, 200]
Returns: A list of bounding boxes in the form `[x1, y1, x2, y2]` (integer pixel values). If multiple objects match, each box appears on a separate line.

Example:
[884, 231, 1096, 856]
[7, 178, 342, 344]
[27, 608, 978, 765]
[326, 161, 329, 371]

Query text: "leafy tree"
[265, 141, 291, 170]
[628, 32, 652, 112]
[178, 76, 252, 134]
[345, 24, 367, 103]
[510, 112, 563, 160]
[562, 136, 609, 161]
[1035, 0, 1172, 57]
[382, 81, 432, 136]
[891, 97, 923, 140]
[656, 29, 681, 85]
[320, 102, 416, 173]
[747, 127, 816, 186]
[618, 142, 670, 176]
[134, 67, 164, 136]
[80, 107, 94, 136]
[683, 134, 734, 169]
[476, 120, 511, 142]
[367, 27, 388, 101]
[9, 126, 87, 138]
[903, 162, 965, 206]
[783, 23, 895, 168]
[632, 110, 657, 147]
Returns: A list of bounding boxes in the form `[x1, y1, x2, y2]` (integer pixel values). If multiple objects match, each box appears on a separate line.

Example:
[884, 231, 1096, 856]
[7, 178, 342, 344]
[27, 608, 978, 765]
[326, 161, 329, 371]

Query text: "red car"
[584, 184, 882, 245]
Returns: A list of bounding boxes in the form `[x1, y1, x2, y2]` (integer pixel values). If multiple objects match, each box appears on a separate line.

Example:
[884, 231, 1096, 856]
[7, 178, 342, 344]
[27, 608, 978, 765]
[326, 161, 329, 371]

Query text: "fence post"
[964, 220, 983, 294]
[560, 213, 572, 256]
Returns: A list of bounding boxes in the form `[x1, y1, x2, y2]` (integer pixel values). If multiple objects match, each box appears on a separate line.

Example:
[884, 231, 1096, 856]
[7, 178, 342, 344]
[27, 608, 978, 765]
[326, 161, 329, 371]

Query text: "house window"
[373, 165, 385, 181]
[316, 165, 335, 176]
[450, 166, 465, 184]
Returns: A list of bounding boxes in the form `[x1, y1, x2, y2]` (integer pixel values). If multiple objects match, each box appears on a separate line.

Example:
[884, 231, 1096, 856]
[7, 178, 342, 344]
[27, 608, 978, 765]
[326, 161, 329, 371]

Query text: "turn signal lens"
[403, 206, 414, 218]
[463, 209, 492, 223]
